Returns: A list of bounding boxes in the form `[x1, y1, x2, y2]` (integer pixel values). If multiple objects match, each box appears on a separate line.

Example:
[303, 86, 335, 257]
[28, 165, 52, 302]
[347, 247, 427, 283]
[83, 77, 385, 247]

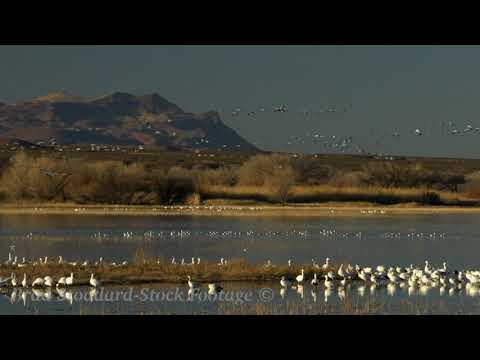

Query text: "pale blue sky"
[1, 45, 480, 157]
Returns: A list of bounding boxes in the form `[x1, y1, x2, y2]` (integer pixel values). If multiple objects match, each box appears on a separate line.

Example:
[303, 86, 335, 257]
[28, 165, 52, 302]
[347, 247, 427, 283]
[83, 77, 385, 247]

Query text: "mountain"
[0, 92, 258, 151]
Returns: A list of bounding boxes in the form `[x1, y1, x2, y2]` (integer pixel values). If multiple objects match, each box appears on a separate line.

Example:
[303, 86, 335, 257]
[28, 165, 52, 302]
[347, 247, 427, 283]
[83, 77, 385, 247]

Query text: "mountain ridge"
[0, 92, 257, 151]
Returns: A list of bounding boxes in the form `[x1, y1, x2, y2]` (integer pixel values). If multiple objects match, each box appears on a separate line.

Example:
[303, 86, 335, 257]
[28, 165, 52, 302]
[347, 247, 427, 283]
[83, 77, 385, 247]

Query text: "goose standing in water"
[358, 270, 369, 282]
[187, 276, 199, 290]
[280, 276, 292, 288]
[322, 257, 330, 271]
[296, 269, 305, 284]
[57, 276, 66, 287]
[208, 283, 223, 294]
[11, 273, 17, 287]
[32, 277, 44, 287]
[337, 264, 345, 279]
[44, 276, 53, 287]
[21, 274, 27, 288]
[66, 273, 74, 286]
[324, 274, 335, 288]
[311, 273, 319, 286]
[90, 274, 101, 288]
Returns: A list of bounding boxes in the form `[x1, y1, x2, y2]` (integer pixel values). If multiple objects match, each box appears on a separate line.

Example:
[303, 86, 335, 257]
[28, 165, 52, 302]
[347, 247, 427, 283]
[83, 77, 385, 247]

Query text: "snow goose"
[21, 274, 27, 288]
[208, 283, 223, 293]
[65, 272, 74, 286]
[296, 269, 305, 284]
[280, 276, 291, 288]
[363, 267, 372, 275]
[324, 274, 335, 288]
[32, 277, 44, 287]
[56, 276, 66, 287]
[90, 273, 101, 288]
[337, 264, 345, 279]
[11, 273, 17, 287]
[44, 276, 53, 287]
[387, 271, 399, 283]
[311, 273, 319, 286]
[424, 261, 432, 274]
[187, 276, 199, 289]
[322, 257, 330, 270]
[358, 270, 369, 282]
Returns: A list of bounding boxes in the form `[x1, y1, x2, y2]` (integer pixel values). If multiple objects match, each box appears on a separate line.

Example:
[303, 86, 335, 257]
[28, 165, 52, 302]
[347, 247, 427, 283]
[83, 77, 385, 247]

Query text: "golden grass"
[201, 184, 478, 206]
[0, 259, 341, 286]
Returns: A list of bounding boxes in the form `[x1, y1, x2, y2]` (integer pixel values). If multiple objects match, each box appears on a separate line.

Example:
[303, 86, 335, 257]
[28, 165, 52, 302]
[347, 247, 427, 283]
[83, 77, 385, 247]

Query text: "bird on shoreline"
[90, 273, 101, 288]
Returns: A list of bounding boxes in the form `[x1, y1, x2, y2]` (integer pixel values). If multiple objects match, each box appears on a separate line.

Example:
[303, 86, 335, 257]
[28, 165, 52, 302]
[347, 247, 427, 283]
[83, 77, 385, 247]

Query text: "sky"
[1, 45, 480, 158]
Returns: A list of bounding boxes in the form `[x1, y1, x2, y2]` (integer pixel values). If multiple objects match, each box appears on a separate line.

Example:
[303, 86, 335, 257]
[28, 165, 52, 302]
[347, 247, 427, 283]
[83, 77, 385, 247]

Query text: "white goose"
[32, 277, 44, 287]
[44, 276, 53, 287]
[90, 273, 101, 288]
[57, 276, 66, 287]
[11, 273, 17, 287]
[280, 276, 291, 288]
[324, 274, 335, 288]
[296, 269, 305, 284]
[187, 276, 199, 289]
[21, 274, 27, 288]
[311, 273, 319, 286]
[358, 270, 369, 282]
[322, 257, 330, 270]
[65, 272, 74, 286]
[337, 264, 345, 279]
[208, 283, 223, 294]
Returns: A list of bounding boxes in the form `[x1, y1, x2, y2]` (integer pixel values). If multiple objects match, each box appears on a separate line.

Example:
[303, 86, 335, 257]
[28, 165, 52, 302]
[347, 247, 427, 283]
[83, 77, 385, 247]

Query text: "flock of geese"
[1, 253, 103, 290]
[279, 258, 480, 296]
[1, 272, 101, 289]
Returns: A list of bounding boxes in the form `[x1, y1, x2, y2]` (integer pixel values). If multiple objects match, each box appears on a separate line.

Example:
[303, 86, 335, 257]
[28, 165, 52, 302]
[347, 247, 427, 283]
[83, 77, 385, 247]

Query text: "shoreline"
[1, 203, 480, 216]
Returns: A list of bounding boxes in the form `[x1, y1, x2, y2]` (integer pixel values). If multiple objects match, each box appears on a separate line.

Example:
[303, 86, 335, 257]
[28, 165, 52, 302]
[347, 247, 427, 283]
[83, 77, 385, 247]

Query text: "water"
[2, 282, 480, 315]
[1, 213, 480, 314]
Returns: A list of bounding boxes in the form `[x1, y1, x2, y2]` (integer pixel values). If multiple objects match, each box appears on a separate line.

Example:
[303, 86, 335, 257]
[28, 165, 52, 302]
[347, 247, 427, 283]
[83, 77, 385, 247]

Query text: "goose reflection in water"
[387, 283, 396, 297]
[280, 288, 286, 300]
[296, 285, 304, 300]
[10, 288, 17, 304]
[337, 286, 345, 301]
[89, 287, 97, 302]
[311, 289, 317, 303]
[324, 287, 332, 303]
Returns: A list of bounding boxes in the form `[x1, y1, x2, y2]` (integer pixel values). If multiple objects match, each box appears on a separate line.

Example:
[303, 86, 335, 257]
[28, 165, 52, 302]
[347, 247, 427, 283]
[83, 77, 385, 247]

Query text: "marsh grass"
[0, 259, 343, 286]
[201, 185, 477, 206]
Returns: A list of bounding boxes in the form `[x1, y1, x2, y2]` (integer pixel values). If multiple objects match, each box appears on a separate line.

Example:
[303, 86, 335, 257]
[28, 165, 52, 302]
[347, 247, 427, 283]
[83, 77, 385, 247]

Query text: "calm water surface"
[1, 213, 479, 314]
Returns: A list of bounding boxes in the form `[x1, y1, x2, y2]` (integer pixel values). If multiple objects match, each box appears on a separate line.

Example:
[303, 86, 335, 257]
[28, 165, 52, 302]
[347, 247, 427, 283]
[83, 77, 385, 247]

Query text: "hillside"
[0, 91, 257, 151]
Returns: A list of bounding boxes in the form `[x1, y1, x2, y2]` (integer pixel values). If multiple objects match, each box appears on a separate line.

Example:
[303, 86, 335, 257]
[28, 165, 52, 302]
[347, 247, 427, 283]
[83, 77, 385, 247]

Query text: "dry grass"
[0, 259, 342, 286]
[201, 184, 478, 206]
